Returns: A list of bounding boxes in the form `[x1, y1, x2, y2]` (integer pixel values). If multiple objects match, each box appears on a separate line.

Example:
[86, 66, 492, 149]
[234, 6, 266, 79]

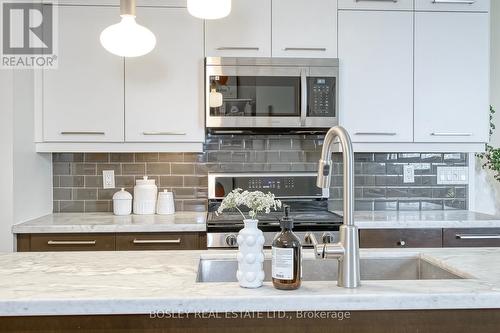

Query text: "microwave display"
[308, 77, 336, 117]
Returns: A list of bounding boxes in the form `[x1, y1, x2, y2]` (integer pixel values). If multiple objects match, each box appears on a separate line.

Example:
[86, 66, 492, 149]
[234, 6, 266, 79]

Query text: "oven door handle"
[300, 68, 308, 126]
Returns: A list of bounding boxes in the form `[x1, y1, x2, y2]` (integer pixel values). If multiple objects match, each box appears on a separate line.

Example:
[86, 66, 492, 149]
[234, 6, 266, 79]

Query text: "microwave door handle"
[300, 69, 307, 126]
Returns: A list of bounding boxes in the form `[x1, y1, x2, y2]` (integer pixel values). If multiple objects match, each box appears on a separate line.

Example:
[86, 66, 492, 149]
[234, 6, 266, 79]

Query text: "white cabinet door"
[414, 12, 489, 143]
[416, 0, 489, 12]
[272, 0, 337, 58]
[205, 0, 271, 57]
[338, 10, 414, 143]
[43, 6, 124, 142]
[125, 7, 204, 143]
[338, 0, 413, 10]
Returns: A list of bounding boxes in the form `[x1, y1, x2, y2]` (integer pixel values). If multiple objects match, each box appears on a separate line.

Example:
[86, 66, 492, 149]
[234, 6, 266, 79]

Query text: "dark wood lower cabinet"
[1, 310, 500, 333]
[116, 233, 207, 251]
[443, 228, 500, 247]
[17, 232, 206, 252]
[360, 229, 443, 248]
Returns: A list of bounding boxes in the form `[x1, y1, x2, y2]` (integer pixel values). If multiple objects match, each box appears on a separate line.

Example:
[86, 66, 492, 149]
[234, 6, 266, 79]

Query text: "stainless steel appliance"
[206, 172, 343, 248]
[205, 57, 339, 130]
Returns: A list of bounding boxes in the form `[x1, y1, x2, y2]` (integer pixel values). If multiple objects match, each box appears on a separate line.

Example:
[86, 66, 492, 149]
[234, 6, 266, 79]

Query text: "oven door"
[206, 66, 306, 128]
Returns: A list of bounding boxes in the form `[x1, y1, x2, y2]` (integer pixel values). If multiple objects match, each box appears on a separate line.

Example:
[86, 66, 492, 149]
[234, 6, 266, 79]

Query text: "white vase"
[236, 219, 265, 288]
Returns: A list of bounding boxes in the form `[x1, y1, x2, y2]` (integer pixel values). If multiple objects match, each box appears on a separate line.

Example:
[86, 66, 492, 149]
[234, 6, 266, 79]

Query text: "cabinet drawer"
[116, 233, 203, 250]
[360, 229, 443, 248]
[338, 0, 413, 11]
[30, 234, 115, 251]
[443, 228, 500, 247]
[415, 0, 489, 12]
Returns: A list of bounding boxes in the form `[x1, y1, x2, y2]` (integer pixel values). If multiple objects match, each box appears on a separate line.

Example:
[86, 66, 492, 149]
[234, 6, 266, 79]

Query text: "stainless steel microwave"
[205, 57, 338, 129]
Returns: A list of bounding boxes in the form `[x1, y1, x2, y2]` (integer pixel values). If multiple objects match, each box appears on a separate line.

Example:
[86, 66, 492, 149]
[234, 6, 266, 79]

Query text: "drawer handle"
[432, 0, 475, 4]
[216, 47, 260, 51]
[431, 132, 472, 137]
[455, 234, 500, 240]
[142, 131, 186, 136]
[355, 132, 397, 136]
[283, 47, 327, 52]
[60, 131, 105, 135]
[133, 239, 181, 244]
[397, 240, 407, 247]
[48, 240, 97, 245]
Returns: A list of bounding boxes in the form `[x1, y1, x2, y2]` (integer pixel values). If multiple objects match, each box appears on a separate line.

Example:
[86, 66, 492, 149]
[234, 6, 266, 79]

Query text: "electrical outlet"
[403, 164, 415, 183]
[102, 170, 115, 189]
[437, 167, 468, 185]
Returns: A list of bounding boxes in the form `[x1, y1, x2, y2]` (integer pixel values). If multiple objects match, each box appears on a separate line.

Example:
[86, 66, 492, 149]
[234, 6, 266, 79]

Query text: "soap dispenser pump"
[271, 205, 302, 290]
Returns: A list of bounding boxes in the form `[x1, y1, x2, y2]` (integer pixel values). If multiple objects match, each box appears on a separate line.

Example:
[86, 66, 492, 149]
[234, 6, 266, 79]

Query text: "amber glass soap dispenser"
[272, 205, 302, 290]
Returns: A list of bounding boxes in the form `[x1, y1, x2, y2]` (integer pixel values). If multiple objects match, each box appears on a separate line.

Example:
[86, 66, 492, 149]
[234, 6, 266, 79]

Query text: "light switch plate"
[437, 167, 468, 185]
[403, 165, 415, 183]
[102, 170, 115, 189]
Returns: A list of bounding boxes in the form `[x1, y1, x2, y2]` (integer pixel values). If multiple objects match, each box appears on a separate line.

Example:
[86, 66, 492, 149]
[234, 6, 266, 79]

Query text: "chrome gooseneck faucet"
[306, 126, 361, 288]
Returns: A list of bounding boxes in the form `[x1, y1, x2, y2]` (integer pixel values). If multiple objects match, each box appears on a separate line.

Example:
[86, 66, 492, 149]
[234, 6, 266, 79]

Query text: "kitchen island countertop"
[1, 248, 500, 316]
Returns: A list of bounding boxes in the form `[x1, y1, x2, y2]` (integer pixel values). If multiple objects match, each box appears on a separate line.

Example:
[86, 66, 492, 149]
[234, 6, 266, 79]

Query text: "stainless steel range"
[206, 172, 343, 248]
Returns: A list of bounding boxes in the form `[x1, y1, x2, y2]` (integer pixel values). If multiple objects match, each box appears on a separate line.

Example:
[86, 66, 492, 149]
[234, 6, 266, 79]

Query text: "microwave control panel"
[308, 77, 336, 117]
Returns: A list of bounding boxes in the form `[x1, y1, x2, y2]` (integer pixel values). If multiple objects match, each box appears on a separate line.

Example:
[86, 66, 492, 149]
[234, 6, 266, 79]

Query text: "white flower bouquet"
[216, 189, 282, 220]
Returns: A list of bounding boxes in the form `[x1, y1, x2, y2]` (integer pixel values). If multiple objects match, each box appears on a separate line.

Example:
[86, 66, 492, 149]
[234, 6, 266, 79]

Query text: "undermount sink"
[196, 257, 466, 283]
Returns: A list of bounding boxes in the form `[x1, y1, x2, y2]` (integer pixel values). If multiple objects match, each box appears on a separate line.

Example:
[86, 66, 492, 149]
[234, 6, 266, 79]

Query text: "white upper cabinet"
[414, 12, 490, 143]
[205, 0, 271, 57]
[42, 6, 124, 142]
[415, 0, 489, 12]
[338, 0, 413, 11]
[272, 0, 337, 58]
[125, 8, 204, 143]
[338, 10, 414, 143]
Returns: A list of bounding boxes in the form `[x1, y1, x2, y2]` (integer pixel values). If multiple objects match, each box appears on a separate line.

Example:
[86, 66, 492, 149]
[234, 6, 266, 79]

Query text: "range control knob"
[225, 234, 238, 247]
[322, 232, 335, 244]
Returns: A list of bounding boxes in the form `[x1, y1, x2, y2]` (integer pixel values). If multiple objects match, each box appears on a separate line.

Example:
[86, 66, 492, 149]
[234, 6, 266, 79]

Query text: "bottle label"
[272, 247, 294, 280]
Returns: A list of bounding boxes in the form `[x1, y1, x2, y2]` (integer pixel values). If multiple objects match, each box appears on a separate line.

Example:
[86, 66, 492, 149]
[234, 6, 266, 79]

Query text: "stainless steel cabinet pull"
[432, 0, 475, 4]
[216, 47, 260, 51]
[133, 239, 181, 244]
[142, 132, 186, 136]
[355, 132, 397, 136]
[431, 132, 472, 137]
[456, 234, 500, 240]
[397, 240, 406, 247]
[283, 47, 327, 52]
[48, 240, 97, 245]
[60, 131, 105, 135]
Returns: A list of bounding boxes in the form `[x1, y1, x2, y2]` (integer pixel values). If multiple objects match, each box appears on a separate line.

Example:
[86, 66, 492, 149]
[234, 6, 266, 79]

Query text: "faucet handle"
[305, 233, 325, 259]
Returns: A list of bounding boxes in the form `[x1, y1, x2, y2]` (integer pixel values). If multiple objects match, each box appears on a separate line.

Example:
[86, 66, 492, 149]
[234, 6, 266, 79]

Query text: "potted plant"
[217, 189, 282, 288]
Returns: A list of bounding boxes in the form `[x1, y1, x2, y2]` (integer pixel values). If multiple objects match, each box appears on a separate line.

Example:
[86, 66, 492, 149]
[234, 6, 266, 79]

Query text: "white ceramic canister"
[112, 188, 132, 216]
[133, 176, 158, 215]
[156, 190, 175, 215]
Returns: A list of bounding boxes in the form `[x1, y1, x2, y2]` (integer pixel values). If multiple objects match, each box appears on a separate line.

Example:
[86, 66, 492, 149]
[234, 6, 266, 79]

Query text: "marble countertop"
[11, 212, 207, 233]
[11, 210, 500, 234]
[345, 210, 500, 229]
[1, 248, 500, 316]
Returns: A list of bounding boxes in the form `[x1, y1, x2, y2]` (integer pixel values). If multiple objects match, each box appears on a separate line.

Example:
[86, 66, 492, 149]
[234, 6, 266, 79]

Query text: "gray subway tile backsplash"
[52, 134, 469, 213]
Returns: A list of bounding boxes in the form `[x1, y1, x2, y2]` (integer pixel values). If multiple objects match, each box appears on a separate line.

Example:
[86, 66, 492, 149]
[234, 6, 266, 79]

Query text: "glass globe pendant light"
[188, 0, 231, 20]
[100, 0, 156, 57]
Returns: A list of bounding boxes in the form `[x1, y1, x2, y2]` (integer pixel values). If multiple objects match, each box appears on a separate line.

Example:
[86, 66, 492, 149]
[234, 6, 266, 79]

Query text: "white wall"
[13, 71, 52, 225]
[474, 1, 500, 214]
[0, 70, 14, 252]
[0, 70, 52, 252]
